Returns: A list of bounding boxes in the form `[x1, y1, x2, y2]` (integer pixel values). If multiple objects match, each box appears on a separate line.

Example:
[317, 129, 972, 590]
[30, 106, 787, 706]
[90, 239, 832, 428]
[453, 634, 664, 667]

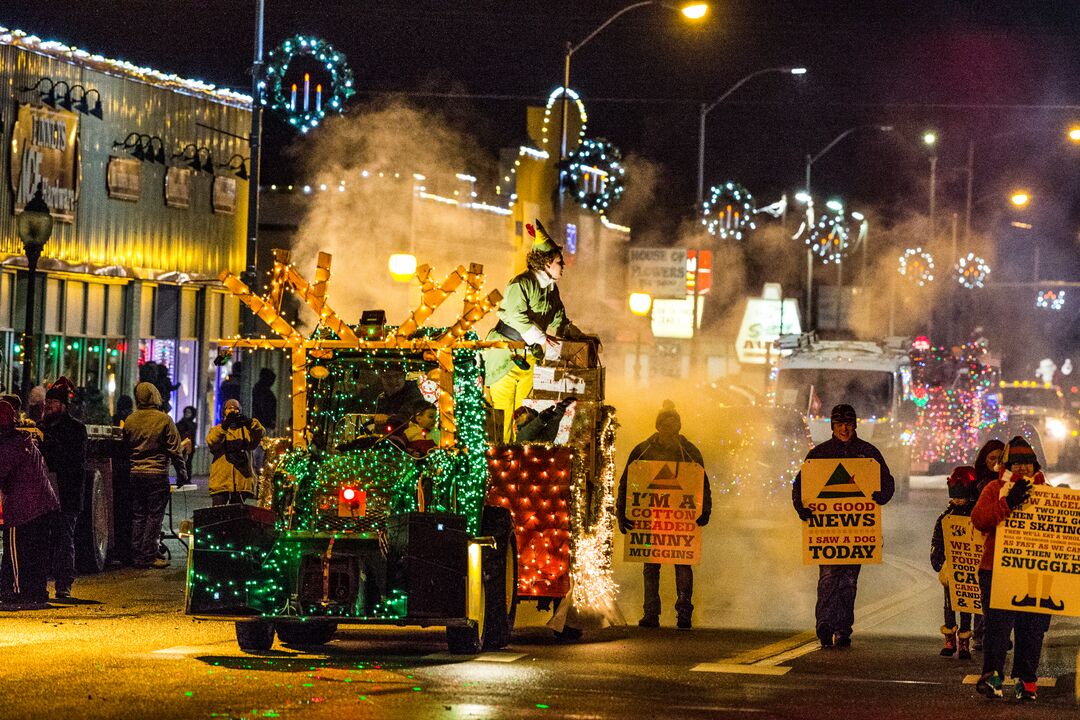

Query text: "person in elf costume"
[484, 219, 585, 442]
[971, 436, 1052, 702]
[929, 465, 979, 659]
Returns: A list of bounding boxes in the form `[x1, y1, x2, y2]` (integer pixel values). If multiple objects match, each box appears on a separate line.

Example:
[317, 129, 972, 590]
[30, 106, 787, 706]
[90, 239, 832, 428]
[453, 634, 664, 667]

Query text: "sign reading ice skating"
[991, 484, 1080, 617]
[623, 460, 704, 565]
[942, 516, 984, 615]
[735, 283, 802, 365]
[627, 248, 688, 299]
[800, 458, 882, 565]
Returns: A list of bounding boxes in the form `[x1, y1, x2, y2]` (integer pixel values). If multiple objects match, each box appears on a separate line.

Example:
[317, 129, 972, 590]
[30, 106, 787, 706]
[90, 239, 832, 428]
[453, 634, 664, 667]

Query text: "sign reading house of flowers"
[9, 104, 79, 221]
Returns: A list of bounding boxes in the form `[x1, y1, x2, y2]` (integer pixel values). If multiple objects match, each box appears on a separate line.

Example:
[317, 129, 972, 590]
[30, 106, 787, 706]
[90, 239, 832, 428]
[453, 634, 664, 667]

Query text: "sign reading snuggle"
[622, 460, 704, 565]
[800, 458, 882, 565]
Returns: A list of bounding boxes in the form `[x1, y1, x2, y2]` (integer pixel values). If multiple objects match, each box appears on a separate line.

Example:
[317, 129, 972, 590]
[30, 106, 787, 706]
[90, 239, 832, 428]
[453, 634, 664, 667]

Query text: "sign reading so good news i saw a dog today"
[800, 458, 882, 566]
[622, 459, 705, 566]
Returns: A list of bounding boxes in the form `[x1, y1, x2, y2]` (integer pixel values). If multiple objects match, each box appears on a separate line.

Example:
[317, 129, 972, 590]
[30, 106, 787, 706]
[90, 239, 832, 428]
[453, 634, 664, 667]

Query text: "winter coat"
[0, 428, 60, 526]
[40, 410, 88, 513]
[206, 414, 265, 496]
[616, 434, 712, 528]
[971, 469, 1047, 571]
[123, 382, 187, 480]
[930, 499, 974, 573]
[791, 433, 895, 517]
[483, 270, 582, 385]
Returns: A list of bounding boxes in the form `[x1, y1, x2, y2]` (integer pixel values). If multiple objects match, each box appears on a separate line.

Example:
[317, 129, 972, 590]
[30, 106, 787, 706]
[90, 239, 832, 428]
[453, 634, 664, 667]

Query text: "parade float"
[185, 250, 618, 652]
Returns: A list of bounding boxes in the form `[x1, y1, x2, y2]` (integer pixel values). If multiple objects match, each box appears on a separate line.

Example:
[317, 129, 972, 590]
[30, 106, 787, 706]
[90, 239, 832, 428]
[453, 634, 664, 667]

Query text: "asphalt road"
[1, 479, 1078, 719]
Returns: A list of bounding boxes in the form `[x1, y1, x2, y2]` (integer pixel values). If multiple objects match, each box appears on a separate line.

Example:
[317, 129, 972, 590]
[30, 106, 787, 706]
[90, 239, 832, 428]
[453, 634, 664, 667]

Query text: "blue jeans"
[979, 570, 1051, 683]
[130, 474, 169, 566]
[816, 564, 861, 639]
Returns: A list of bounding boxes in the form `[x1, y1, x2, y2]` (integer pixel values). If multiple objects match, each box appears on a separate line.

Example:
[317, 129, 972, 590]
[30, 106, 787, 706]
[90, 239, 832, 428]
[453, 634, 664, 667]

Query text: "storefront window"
[173, 340, 199, 422]
[62, 337, 84, 383]
[105, 339, 125, 415]
[42, 335, 62, 386]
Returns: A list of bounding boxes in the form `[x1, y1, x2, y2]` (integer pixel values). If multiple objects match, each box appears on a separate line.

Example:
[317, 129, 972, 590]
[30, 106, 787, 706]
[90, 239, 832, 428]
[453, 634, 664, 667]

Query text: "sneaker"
[975, 672, 1003, 699]
[150, 558, 170, 569]
[1015, 680, 1037, 702]
[835, 636, 852, 648]
[638, 616, 660, 628]
[676, 616, 692, 630]
[54, 588, 71, 600]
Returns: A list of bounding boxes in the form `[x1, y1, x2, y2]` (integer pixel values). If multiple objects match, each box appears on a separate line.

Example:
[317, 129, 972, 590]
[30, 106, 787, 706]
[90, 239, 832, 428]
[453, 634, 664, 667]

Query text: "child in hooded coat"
[930, 466, 980, 659]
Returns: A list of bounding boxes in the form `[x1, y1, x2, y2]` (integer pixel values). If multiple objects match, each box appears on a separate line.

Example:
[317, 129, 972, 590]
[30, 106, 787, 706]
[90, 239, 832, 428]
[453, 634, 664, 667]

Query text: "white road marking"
[423, 651, 526, 662]
[961, 674, 1057, 687]
[691, 663, 791, 676]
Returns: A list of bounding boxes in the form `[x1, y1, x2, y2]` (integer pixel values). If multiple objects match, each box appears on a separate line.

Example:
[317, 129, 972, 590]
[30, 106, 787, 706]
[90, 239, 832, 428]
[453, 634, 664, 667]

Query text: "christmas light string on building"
[701, 182, 756, 241]
[540, 87, 588, 153]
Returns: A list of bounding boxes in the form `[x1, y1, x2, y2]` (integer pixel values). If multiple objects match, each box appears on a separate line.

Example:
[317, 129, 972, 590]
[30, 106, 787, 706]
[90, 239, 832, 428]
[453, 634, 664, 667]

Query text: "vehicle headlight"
[1045, 417, 1068, 440]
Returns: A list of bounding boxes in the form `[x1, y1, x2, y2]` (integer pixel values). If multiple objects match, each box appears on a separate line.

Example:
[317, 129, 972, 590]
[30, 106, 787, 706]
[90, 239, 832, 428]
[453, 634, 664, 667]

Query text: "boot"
[957, 630, 972, 660]
[939, 625, 957, 656]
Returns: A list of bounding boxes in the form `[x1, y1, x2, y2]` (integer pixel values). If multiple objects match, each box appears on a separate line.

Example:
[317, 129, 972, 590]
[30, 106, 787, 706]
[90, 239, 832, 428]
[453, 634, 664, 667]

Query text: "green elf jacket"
[483, 270, 581, 385]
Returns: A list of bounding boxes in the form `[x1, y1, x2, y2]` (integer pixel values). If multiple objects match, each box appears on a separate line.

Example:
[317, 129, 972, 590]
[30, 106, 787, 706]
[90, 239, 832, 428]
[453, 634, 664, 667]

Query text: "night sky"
[5, 1, 1080, 282]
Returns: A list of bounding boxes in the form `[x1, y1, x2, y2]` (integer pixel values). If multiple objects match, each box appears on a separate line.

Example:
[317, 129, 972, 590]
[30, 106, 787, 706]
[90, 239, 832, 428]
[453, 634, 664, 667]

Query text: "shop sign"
[650, 295, 704, 339]
[212, 175, 237, 215]
[735, 283, 802, 364]
[165, 167, 193, 209]
[9, 104, 80, 221]
[628, 247, 686, 299]
[106, 157, 142, 202]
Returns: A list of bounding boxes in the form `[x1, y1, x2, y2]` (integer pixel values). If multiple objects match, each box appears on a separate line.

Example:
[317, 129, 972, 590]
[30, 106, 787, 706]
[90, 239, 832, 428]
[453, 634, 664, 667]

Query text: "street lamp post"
[628, 292, 653, 381]
[802, 124, 893, 327]
[557, 2, 708, 225]
[696, 67, 805, 209]
[16, 184, 53, 404]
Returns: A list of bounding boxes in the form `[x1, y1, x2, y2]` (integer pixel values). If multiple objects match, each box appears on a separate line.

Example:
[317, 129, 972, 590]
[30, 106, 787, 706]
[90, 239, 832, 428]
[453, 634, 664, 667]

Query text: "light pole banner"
[942, 516, 984, 615]
[622, 459, 704, 565]
[800, 458, 882, 565]
[627, 248, 687, 299]
[991, 485, 1080, 617]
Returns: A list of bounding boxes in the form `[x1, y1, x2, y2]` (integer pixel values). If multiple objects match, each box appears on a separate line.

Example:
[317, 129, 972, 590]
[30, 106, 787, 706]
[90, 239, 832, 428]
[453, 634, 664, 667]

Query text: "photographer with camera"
[206, 399, 265, 507]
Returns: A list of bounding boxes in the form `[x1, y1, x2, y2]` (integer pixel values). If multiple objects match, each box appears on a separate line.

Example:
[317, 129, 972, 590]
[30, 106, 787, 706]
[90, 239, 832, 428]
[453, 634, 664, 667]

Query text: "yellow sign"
[991, 484, 1080, 617]
[800, 458, 882, 565]
[9, 104, 80, 221]
[622, 459, 704, 565]
[942, 516, 984, 615]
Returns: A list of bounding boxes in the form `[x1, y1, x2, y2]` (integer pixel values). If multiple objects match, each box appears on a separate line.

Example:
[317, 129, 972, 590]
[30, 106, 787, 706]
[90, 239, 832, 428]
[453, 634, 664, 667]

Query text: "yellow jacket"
[206, 416, 265, 496]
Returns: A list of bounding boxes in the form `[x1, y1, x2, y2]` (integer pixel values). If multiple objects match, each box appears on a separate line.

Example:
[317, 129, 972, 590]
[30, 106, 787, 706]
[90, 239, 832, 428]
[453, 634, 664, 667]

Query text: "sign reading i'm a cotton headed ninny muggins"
[800, 458, 882, 565]
[623, 460, 704, 565]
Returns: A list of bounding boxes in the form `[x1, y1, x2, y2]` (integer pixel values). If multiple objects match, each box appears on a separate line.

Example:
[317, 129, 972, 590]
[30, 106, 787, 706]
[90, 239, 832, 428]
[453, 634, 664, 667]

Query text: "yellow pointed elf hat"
[527, 219, 562, 253]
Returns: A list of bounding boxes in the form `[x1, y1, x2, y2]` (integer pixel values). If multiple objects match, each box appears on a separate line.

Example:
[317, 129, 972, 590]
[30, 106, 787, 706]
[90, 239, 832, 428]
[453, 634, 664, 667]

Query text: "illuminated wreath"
[264, 35, 355, 133]
[567, 138, 625, 213]
[806, 211, 850, 264]
[956, 252, 990, 289]
[898, 248, 935, 286]
[701, 182, 756, 240]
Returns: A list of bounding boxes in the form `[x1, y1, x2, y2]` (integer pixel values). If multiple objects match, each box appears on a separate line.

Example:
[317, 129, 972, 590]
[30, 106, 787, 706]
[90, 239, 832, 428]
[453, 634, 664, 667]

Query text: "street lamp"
[1010, 190, 1031, 208]
[802, 124, 893, 326]
[388, 253, 417, 283]
[557, 2, 708, 223]
[695, 66, 806, 209]
[1068, 126, 1080, 143]
[16, 184, 53, 403]
[628, 292, 653, 381]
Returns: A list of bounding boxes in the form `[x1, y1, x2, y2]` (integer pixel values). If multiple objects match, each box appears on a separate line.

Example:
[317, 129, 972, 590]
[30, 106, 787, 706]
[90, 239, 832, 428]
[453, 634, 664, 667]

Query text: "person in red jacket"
[971, 436, 1049, 702]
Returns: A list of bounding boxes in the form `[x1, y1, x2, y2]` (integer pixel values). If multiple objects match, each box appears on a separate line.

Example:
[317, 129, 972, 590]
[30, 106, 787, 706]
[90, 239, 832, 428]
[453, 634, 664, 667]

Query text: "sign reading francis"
[10, 104, 79, 221]
[800, 458, 883, 565]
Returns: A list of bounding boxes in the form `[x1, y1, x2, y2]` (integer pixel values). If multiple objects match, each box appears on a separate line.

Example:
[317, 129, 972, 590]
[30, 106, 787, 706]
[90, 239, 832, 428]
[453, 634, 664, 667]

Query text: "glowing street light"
[923, 131, 937, 147]
[628, 292, 653, 316]
[388, 253, 417, 283]
[680, 2, 709, 19]
[1010, 191, 1031, 208]
[1068, 126, 1080, 143]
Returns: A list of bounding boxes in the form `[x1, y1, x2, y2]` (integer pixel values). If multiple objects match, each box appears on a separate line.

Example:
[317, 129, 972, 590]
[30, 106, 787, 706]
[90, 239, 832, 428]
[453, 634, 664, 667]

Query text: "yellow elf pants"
[488, 365, 533, 443]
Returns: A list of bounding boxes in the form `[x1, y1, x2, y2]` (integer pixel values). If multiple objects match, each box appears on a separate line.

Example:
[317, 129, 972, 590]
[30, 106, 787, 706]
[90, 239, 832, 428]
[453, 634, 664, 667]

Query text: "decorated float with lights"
[185, 249, 618, 653]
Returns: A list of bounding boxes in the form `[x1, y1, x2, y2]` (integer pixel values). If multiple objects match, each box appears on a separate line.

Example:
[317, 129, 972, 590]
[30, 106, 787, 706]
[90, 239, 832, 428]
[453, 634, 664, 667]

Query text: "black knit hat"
[1003, 435, 1039, 471]
[655, 400, 681, 430]
[830, 404, 857, 425]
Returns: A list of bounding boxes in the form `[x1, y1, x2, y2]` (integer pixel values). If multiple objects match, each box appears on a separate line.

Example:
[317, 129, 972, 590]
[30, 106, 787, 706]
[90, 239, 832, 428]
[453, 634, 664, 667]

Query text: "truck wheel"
[481, 506, 518, 650]
[76, 468, 109, 573]
[275, 620, 338, 646]
[235, 620, 275, 652]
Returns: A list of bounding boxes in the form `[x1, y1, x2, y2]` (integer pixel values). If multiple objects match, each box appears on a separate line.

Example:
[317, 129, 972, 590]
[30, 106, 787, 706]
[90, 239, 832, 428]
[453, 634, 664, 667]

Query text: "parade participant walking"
[206, 399, 264, 506]
[970, 438, 1004, 650]
[792, 404, 894, 648]
[0, 399, 60, 609]
[484, 219, 586, 442]
[251, 368, 278, 433]
[929, 466, 978, 659]
[617, 400, 711, 629]
[972, 436, 1050, 701]
[123, 382, 187, 568]
[40, 380, 87, 600]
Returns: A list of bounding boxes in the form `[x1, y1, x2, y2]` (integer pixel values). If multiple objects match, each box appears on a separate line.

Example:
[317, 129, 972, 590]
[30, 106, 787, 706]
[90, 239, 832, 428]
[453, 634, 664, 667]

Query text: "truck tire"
[76, 468, 110, 573]
[480, 505, 518, 650]
[275, 620, 338, 646]
[235, 620, 275, 652]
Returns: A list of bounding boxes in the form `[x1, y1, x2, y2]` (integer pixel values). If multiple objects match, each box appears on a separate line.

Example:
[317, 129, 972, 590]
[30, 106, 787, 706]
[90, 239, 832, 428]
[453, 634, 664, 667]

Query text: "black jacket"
[616, 434, 712, 527]
[251, 381, 277, 431]
[930, 500, 974, 572]
[40, 410, 88, 513]
[791, 433, 895, 517]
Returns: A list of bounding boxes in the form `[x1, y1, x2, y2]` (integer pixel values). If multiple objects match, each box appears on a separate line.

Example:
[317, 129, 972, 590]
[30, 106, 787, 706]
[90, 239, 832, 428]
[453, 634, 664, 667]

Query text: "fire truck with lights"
[184, 251, 616, 653]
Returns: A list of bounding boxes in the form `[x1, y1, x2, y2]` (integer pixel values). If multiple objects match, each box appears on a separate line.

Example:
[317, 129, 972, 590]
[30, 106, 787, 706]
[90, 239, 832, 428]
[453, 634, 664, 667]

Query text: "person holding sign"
[971, 436, 1049, 701]
[929, 466, 979, 659]
[792, 404, 894, 648]
[617, 401, 711, 630]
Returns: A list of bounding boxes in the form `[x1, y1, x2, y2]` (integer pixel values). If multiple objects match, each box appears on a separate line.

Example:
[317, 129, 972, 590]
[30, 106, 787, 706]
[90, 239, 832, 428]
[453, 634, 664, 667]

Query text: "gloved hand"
[696, 514, 709, 527]
[1005, 478, 1031, 509]
[871, 490, 887, 505]
[797, 507, 814, 522]
[618, 516, 633, 534]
